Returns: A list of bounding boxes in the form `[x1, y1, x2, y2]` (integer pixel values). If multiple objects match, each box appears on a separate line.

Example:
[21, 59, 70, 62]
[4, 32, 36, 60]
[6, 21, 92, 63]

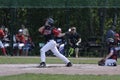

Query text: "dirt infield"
[0, 64, 120, 76]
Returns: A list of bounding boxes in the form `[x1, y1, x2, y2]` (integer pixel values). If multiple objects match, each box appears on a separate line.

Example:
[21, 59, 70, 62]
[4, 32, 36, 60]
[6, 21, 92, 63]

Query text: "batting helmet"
[46, 18, 54, 26]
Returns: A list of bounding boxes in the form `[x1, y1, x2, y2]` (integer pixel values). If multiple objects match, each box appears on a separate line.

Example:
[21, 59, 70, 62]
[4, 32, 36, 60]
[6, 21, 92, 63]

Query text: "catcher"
[98, 38, 120, 66]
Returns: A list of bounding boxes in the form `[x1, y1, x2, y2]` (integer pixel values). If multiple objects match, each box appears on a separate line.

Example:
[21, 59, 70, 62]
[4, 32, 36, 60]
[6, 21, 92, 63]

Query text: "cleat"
[113, 63, 117, 66]
[38, 62, 46, 68]
[66, 62, 72, 67]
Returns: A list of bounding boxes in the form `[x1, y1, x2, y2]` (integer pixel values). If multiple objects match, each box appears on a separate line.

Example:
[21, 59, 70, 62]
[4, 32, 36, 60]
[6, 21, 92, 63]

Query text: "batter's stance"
[38, 18, 72, 67]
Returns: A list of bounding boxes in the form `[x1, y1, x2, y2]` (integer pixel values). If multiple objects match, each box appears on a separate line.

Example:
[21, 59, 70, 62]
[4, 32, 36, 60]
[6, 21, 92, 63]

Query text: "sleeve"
[52, 28, 60, 37]
[0, 30, 5, 37]
[21, 35, 26, 43]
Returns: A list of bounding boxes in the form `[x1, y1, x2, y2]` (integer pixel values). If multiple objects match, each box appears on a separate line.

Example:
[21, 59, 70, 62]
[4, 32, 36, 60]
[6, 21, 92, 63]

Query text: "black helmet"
[46, 18, 54, 26]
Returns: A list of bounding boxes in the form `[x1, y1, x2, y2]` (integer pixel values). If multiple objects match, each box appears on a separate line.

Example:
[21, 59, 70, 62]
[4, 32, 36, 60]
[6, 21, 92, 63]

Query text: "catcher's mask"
[107, 38, 115, 45]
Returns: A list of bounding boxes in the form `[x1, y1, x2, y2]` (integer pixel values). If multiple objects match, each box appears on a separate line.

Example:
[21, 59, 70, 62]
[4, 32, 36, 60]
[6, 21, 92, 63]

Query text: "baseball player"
[0, 28, 7, 56]
[13, 29, 25, 56]
[38, 18, 72, 67]
[2, 28, 10, 48]
[98, 38, 119, 66]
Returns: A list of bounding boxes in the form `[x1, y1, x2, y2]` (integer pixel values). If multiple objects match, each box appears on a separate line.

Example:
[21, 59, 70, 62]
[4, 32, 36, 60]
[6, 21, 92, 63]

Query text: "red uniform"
[0, 29, 7, 56]
[13, 34, 25, 55]
[41, 26, 60, 42]
[16, 34, 25, 43]
[0, 29, 5, 39]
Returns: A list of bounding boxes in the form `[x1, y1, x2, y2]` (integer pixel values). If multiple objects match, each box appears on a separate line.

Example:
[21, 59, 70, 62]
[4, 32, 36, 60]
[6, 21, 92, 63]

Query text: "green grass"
[0, 56, 120, 64]
[0, 73, 120, 80]
[0, 56, 120, 79]
[0, 56, 103, 64]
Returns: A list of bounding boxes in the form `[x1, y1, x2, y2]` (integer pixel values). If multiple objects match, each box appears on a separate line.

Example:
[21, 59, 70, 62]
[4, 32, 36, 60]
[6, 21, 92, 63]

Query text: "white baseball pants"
[105, 59, 116, 66]
[40, 40, 70, 64]
[13, 43, 24, 49]
[0, 40, 4, 48]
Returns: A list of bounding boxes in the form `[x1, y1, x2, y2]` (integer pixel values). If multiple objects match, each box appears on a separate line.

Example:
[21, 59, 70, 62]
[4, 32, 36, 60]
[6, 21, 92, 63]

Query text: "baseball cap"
[57, 28, 62, 32]
[18, 29, 23, 33]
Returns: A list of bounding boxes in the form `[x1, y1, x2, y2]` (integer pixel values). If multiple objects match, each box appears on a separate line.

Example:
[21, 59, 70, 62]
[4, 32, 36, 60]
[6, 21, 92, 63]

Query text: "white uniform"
[0, 40, 4, 48]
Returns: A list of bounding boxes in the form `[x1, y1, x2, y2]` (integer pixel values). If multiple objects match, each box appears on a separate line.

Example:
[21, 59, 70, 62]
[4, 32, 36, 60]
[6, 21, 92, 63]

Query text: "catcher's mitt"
[98, 59, 105, 66]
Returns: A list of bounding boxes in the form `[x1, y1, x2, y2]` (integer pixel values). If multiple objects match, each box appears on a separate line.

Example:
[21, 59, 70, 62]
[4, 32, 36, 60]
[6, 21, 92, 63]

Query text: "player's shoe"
[38, 62, 46, 68]
[66, 62, 72, 67]
[113, 63, 117, 66]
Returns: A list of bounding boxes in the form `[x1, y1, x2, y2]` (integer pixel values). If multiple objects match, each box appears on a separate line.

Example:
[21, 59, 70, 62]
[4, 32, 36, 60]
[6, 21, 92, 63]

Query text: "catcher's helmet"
[107, 38, 115, 45]
[46, 18, 54, 26]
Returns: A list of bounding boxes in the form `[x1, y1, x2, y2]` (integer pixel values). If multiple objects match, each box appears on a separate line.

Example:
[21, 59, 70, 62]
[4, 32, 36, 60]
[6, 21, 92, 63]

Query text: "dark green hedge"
[0, 0, 120, 8]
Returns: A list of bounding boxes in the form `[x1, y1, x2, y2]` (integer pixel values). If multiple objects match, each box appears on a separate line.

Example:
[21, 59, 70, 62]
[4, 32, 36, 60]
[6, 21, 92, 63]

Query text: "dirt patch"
[0, 64, 120, 76]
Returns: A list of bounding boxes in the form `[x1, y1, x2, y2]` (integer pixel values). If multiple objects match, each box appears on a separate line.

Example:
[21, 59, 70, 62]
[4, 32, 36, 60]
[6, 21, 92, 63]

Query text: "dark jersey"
[55, 36, 65, 45]
[114, 39, 120, 46]
[2, 33, 10, 43]
[68, 32, 80, 44]
[42, 25, 60, 42]
[108, 47, 118, 60]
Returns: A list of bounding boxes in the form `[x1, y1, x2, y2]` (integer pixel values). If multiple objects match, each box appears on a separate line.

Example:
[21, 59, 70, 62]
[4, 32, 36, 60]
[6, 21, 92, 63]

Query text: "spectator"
[68, 27, 81, 58]
[23, 36, 35, 56]
[13, 29, 25, 56]
[21, 24, 29, 41]
[21, 24, 35, 56]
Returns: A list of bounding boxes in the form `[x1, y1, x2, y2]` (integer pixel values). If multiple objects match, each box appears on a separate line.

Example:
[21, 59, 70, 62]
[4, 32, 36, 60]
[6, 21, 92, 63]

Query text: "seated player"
[2, 28, 10, 55]
[13, 29, 25, 56]
[0, 27, 7, 56]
